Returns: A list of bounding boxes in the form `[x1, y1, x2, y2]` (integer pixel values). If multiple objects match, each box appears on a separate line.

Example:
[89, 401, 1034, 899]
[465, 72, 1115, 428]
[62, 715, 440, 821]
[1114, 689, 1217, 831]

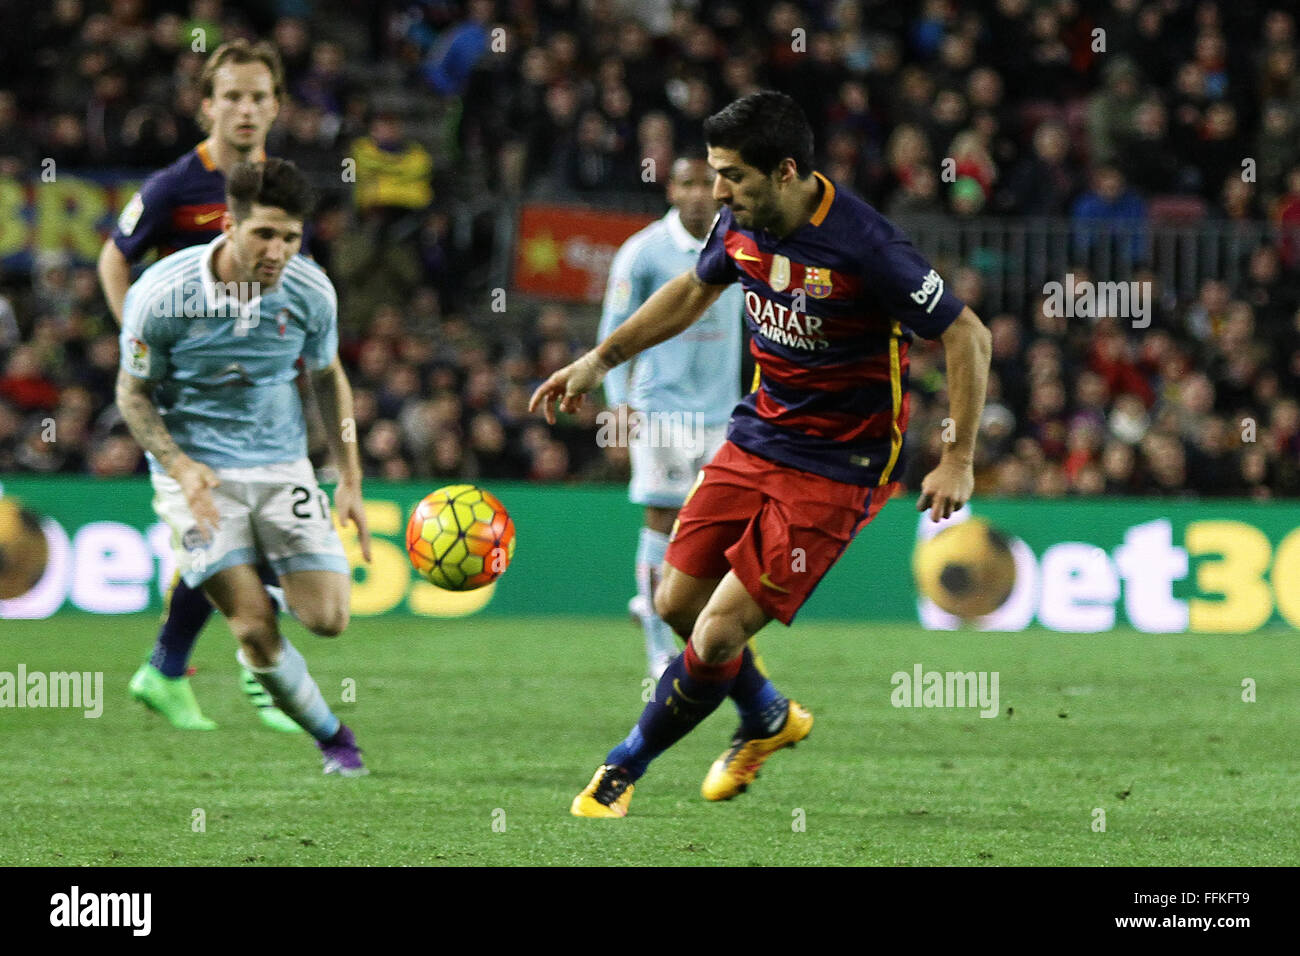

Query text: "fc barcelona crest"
[769, 254, 791, 292]
[804, 266, 833, 299]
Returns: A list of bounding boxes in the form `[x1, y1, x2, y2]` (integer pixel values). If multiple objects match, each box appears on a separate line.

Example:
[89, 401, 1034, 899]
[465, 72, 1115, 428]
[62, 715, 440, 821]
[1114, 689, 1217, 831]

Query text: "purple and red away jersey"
[694, 171, 966, 486]
[111, 142, 229, 262]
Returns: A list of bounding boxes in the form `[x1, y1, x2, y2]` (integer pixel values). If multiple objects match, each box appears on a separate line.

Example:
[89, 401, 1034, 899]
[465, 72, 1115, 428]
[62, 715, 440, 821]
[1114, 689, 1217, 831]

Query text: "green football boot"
[239, 667, 303, 733]
[128, 663, 217, 730]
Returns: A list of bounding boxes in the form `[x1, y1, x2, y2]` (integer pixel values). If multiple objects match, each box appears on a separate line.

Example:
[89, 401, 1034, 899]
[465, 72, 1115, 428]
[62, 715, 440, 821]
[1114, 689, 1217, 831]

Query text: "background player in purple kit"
[97, 39, 304, 733]
[531, 91, 993, 817]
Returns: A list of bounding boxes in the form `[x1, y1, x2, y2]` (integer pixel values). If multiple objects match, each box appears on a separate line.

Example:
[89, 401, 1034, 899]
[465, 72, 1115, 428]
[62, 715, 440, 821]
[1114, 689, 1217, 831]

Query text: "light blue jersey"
[599, 208, 743, 424]
[120, 235, 338, 471]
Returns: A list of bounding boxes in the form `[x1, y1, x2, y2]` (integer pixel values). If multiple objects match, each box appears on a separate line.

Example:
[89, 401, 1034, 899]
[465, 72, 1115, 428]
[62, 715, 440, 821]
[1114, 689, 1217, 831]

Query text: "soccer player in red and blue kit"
[531, 91, 992, 816]
[98, 40, 303, 734]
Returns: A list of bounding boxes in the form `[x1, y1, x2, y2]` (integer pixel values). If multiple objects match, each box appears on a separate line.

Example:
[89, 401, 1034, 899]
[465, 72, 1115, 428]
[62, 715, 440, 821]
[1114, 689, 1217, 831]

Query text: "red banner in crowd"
[513, 204, 655, 303]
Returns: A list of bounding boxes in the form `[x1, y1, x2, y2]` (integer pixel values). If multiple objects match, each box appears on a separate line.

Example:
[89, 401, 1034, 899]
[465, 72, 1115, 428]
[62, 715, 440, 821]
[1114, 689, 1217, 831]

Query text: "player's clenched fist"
[529, 350, 612, 425]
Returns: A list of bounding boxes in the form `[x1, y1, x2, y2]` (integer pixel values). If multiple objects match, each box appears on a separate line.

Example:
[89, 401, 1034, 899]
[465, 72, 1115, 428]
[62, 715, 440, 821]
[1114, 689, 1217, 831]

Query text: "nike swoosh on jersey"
[194, 210, 224, 225]
[733, 249, 762, 262]
[759, 573, 791, 594]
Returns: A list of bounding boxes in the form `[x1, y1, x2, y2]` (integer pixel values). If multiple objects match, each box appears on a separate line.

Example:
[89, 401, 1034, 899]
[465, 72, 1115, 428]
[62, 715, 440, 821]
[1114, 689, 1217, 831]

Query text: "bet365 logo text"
[918, 515, 1300, 633]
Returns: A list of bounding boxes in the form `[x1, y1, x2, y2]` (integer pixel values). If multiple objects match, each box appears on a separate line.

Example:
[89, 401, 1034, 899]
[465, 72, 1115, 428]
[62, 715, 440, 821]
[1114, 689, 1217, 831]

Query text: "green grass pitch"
[1, 613, 1296, 866]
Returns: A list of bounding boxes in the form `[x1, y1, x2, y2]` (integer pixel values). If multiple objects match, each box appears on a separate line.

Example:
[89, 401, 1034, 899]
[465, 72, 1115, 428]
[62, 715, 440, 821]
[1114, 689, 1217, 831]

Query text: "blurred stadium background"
[0, 0, 1297, 633]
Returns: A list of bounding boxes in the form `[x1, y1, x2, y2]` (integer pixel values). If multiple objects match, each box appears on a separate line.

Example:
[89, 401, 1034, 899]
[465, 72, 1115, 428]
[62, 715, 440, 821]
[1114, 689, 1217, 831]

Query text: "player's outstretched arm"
[529, 269, 725, 424]
[115, 367, 221, 534]
[312, 357, 371, 562]
[98, 239, 132, 327]
[918, 305, 992, 522]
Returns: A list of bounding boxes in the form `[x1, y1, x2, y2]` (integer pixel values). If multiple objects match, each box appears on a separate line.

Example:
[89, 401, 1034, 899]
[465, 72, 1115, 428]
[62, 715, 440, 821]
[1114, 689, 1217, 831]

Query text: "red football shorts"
[665, 440, 898, 625]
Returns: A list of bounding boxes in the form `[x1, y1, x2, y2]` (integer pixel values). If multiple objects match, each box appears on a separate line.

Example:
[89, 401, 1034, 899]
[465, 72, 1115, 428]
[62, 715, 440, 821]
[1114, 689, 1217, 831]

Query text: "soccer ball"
[912, 517, 1016, 619]
[405, 484, 516, 591]
[0, 497, 48, 600]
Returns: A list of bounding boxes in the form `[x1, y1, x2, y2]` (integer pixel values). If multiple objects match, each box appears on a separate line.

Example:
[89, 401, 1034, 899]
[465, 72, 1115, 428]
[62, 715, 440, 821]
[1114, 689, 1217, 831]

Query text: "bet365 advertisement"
[1, 476, 1297, 632]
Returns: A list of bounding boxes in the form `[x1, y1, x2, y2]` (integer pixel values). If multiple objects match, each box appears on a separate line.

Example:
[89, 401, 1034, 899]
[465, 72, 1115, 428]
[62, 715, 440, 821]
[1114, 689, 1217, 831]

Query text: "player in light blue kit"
[116, 159, 373, 775]
[599, 151, 744, 678]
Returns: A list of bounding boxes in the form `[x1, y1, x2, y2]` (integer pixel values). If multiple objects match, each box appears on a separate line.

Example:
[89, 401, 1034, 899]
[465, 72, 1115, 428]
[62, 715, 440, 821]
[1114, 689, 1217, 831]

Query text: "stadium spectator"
[1254, 102, 1297, 205]
[1089, 320, 1155, 407]
[294, 40, 351, 117]
[1184, 415, 1235, 495]
[351, 111, 433, 237]
[1071, 165, 1147, 260]
[999, 119, 1076, 215]
[420, 0, 494, 98]
[88, 432, 143, 476]
[1194, 102, 1243, 202]
[1116, 98, 1188, 197]
[0, 90, 37, 176]
[0, 347, 60, 413]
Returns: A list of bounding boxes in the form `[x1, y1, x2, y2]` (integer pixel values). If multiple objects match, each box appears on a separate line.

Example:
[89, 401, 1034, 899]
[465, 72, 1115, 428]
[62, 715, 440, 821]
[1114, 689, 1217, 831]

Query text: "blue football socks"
[729, 645, 789, 737]
[148, 566, 284, 678]
[605, 642, 742, 779]
[149, 580, 215, 678]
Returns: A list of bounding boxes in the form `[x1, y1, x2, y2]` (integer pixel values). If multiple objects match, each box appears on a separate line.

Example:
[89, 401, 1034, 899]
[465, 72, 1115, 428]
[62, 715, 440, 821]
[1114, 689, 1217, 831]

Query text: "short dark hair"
[703, 91, 814, 178]
[670, 144, 710, 179]
[226, 158, 315, 222]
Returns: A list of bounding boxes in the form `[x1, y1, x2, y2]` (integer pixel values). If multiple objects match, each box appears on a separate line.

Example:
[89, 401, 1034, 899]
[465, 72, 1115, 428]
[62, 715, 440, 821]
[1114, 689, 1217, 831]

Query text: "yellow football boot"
[571, 764, 635, 817]
[701, 701, 813, 801]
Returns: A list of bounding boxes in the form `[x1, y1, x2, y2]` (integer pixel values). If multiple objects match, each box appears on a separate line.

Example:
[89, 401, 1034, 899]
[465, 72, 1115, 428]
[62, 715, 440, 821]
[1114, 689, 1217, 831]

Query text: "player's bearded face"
[203, 63, 279, 152]
[226, 204, 302, 288]
[706, 146, 780, 232]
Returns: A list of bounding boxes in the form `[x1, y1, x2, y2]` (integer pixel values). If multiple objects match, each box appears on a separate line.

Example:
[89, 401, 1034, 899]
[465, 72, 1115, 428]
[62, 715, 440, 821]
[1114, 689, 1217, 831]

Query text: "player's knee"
[227, 614, 278, 663]
[314, 609, 349, 638]
[654, 587, 696, 638]
[690, 609, 746, 665]
[297, 598, 349, 637]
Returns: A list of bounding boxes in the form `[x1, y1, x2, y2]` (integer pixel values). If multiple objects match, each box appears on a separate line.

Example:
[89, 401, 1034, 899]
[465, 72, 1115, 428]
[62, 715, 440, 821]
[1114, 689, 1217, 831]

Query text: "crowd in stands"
[0, 0, 1296, 499]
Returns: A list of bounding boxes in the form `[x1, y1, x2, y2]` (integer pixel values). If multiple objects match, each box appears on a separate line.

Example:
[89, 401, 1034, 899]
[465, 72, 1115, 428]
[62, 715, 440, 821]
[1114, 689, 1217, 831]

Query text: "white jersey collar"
[664, 207, 704, 254]
[201, 233, 266, 319]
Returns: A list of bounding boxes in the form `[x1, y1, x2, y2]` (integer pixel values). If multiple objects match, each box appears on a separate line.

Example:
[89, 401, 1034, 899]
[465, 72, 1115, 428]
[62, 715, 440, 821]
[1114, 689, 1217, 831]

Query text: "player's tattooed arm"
[116, 367, 221, 532]
[595, 269, 725, 367]
[115, 367, 184, 472]
[532, 270, 729, 423]
[599, 342, 629, 367]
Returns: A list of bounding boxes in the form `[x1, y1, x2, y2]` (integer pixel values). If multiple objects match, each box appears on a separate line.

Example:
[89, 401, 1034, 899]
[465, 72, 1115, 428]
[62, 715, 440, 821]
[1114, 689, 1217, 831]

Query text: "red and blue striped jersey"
[694, 171, 965, 486]
[110, 142, 229, 263]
